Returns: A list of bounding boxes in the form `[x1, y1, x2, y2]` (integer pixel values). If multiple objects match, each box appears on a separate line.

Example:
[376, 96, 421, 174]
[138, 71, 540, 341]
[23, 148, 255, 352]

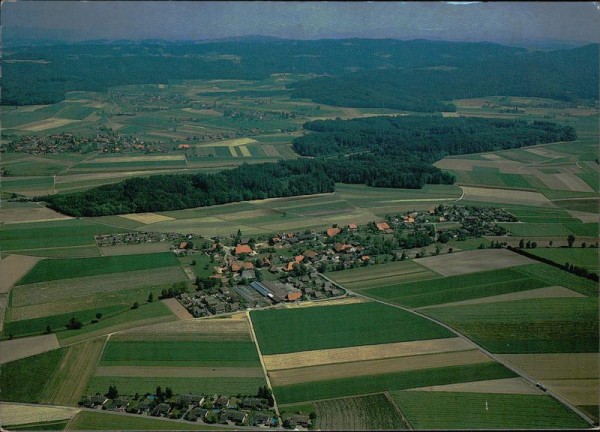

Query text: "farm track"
[316, 270, 598, 427]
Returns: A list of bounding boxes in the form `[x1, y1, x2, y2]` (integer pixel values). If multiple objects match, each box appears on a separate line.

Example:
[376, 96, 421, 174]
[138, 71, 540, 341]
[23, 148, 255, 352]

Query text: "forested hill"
[45, 160, 334, 217]
[44, 117, 576, 216]
[288, 44, 599, 112]
[3, 39, 598, 106]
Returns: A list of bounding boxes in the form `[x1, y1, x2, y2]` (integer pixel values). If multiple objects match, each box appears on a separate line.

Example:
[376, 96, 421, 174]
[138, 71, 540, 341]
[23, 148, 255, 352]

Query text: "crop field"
[314, 393, 408, 430]
[99, 340, 260, 367]
[251, 302, 454, 355]
[0, 218, 125, 252]
[459, 186, 554, 206]
[119, 212, 175, 224]
[391, 391, 588, 429]
[327, 260, 440, 290]
[0, 203, 73, 224]
[409, 377, 542, 395]
[85, 376, 265, 398]
[0, 255, 42, 294]
[0, 334, 60, 364]
[0, 348, 66, 403]
[421, 286, 585, 309]
[500, 353, 599, 380]
[0, 403, 79, 428]
[65, 410, 221, 431]
[17, 252, 180, 285]
[11, 266, 187, 307]
[40, 338, 105, 406]
[499, 222, 574, 237]
[414, 249, 536, 276]
[273, 362, 515, 405]
[423, 297, 599, 353]
[515, 263, 598, 296]
[360, 267, 547, 308]
[526, 248, 599, 271]
[269, 350, 492, 386]
[262, 337, 476, 371]
[94, 365, 264, 378]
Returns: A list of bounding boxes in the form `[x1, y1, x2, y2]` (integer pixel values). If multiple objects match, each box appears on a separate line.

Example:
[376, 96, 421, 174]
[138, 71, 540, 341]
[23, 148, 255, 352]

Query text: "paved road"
[317, 271, 598, 428]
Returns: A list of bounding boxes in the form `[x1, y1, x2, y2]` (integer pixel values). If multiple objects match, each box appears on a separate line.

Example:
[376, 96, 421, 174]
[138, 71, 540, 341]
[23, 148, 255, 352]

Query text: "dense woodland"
[44, 116, 575, 215]
[292, 116, 576, 188]
[45, 160, 334, 217]
[3, 40, 598, 107]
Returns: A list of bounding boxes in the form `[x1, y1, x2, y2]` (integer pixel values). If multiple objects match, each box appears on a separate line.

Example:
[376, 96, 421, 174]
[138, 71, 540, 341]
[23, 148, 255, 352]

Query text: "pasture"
[273, 362, 515, 405]
[251, 302, 454, 355]
[391, 391, 588, 429]
[314, 393, 408, 430]
[16, 252, 180, 285]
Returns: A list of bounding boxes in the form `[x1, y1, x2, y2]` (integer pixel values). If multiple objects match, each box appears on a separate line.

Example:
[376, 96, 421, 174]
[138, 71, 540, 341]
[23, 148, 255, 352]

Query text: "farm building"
[234, 244, 253, 255]
[326, 227, 341, 237]
[287, 291, 302, 302]
[376, 221, 393, 232]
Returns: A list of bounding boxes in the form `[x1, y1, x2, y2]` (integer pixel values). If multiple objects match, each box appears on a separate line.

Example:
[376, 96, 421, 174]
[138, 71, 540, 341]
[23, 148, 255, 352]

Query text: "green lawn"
[66, 411, 223, 431]
[361, 267, 544, 308]
[85, 376, 265, 398]
[273, 362, 515, 405]
[391, 391, 589, 429]
[251, 302, 454, 355]
[100, 340, 260, 367]
[17, 252, 180, 285]
[0, 348, 65, 403]
[423, 297, 599, 353]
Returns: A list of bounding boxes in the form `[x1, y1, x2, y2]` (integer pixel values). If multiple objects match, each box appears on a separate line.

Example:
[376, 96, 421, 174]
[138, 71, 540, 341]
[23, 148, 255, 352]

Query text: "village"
[78, 390, 297, 429]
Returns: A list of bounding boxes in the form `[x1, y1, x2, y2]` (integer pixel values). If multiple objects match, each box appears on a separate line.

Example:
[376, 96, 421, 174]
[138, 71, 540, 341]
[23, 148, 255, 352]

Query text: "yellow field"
[18, 118, 79, 132]
[0, 403, 79, 427]
[500, 353, 599, 380]
[229, 146, 238, 157]
[407, 377, 543, 395]
[40, 338, 106, 406]
[544, 379, 599, 405]
[239, 145, 252, 157]
[197, 137, 257, 147]
[269, 350, 491, 386]
[119, 212, 175, 224]
[263, 337, 476, 371]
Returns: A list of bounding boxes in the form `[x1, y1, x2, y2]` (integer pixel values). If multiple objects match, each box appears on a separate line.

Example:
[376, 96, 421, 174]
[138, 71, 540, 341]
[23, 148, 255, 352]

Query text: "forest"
[3, 39, 598, 107]
[44, 159, 334, 217]
[291, 116, 576, 188]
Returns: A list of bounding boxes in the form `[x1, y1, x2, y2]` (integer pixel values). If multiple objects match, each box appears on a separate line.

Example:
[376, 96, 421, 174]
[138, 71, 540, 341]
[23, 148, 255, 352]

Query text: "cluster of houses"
[80, 393, 281, 428]
[4, 131, 170, 154]
[95, 232, 202, 248]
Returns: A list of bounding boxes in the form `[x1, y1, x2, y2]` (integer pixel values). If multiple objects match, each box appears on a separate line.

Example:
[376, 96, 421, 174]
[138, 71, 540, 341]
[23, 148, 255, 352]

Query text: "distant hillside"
[3, 39, 597, 106]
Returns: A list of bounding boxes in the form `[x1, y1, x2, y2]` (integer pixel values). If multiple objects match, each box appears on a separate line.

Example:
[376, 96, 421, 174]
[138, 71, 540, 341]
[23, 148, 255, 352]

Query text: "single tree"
[147, 292, 154, 303]
[46, 325, 52, 334]
[165, 387, 173, 399]
[96, 312, 103, 320]
[132, 301, 139, 309]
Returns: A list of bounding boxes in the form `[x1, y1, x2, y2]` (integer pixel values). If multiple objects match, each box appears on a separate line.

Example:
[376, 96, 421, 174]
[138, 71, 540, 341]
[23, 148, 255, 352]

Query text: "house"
[243, 261, 255, 270]
[291, 414, 311, 427]
[214, 395, 230, 407]
[326, 227, 341, 237]
[230, 261, 243, 272]
[376, 221, 391, 231]
[187, 407, 209, 422]
[242, 397, 268, 409]
[333, 242, 352, 253]
[221, 409, 248, 425]
[241, 269, 255, 280]
[154, 403, 171, 417]
[178, 144, 190, 149]
[269, 265, 279, 273]
[294, 255, 305, 263]
[179, 241, 189, 249]
[286, 291, 302, 302]
[234, 244, 253, 255]
[361, 255, 370, 262]
[252, 412, 272, 426]
[113, 397, 129, 409]
[283, 261, 298, 272]
[90, 395, 108, 407]
[348, 223, 358, 230]
[303, 250, 317, 260]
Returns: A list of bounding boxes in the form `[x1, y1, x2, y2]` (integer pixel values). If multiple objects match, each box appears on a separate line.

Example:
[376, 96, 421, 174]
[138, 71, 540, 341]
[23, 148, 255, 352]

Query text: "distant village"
[95, 204, 518, 318]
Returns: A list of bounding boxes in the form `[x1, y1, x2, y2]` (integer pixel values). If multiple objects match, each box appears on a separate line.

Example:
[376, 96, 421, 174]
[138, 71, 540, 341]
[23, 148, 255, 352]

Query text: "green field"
[555, 199, 598, 214]
[17, 252, 180, 285]
[273, 362, 515, 405]
[515, 263, 598, 297]
[527, 248, 599, 271]
[251, 302, 454, 355]
[361, 267, 547, 308]
[66, 411, 222, 431]
[99, 340, 260, 367]
[391, 391, 589, 429]
[500, 223, 574, 237]
[423, 297, 599, 353]
[0, 219, 125, 251]
[0, 349, 65, 403]
[7, 420, 69, 431]
[85, 376, 265, 398]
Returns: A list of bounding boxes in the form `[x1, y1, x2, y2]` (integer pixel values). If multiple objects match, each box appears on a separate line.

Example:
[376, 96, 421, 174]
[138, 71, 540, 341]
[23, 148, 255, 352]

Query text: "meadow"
[526, 248, 599, 271]
[251, 302, 454, 355]
[391, 391, 589, 429]
[66, 411, 222, 431]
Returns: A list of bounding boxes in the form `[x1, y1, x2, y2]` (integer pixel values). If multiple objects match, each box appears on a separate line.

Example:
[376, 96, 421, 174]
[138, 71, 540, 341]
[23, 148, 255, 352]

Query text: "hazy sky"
[3, 1, 600, 45]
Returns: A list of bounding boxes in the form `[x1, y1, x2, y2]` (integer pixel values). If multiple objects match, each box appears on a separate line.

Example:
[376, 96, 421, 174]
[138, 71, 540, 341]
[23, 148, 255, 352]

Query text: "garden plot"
[414, 249, 536, 276]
